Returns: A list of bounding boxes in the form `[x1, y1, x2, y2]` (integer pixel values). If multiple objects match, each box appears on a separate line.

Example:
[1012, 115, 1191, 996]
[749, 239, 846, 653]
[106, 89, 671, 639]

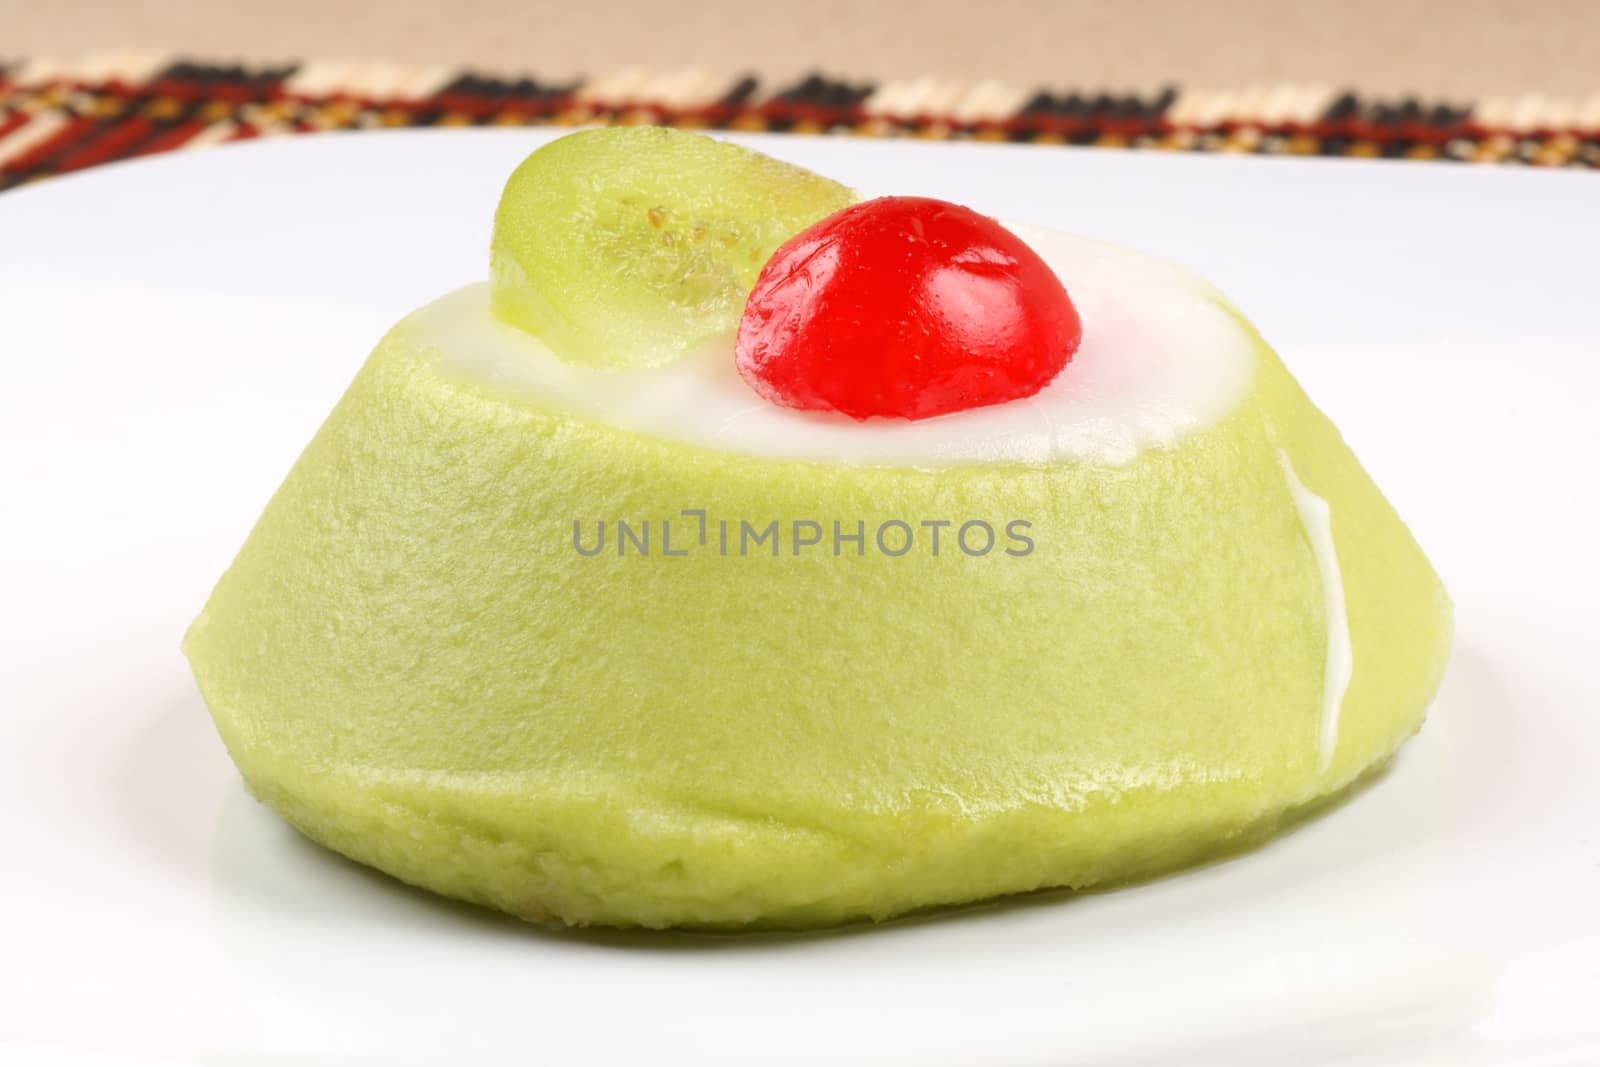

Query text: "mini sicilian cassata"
[184, 130, 1452, 929]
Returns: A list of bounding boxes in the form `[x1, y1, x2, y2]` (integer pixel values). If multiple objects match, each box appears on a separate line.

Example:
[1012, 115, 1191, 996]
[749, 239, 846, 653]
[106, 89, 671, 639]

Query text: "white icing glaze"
[409, 222, 1256, 467]
[1279, 450, 1353, 771]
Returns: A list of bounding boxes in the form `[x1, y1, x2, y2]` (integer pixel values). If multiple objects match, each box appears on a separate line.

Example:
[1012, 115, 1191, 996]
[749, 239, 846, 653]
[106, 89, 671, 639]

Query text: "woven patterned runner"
[3, 52, 1598, 189]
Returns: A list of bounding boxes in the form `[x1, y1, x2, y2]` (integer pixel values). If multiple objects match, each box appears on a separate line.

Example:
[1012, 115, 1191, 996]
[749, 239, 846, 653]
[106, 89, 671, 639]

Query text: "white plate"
[2, 130, 1597, 1067]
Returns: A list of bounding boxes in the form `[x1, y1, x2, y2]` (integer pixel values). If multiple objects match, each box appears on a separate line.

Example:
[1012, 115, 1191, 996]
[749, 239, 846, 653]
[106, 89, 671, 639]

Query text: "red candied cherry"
[735, 196, 1082, 421]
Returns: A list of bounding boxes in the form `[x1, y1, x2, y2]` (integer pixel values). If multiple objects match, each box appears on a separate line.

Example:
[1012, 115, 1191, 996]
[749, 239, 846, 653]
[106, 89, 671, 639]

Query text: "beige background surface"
[5, 0, 1599, 98]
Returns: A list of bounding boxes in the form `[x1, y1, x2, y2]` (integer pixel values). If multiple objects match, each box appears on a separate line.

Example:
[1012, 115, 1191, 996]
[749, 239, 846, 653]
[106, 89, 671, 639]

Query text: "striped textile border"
[3, 50, 1598, 189]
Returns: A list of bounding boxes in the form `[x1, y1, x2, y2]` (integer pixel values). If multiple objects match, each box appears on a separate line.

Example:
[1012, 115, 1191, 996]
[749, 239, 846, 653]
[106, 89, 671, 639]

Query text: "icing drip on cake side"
[1278, 449, 1354, 771]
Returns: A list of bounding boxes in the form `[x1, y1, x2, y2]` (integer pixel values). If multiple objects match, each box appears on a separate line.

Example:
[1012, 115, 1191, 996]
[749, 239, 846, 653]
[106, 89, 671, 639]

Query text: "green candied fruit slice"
[490, 126, 856, 369]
